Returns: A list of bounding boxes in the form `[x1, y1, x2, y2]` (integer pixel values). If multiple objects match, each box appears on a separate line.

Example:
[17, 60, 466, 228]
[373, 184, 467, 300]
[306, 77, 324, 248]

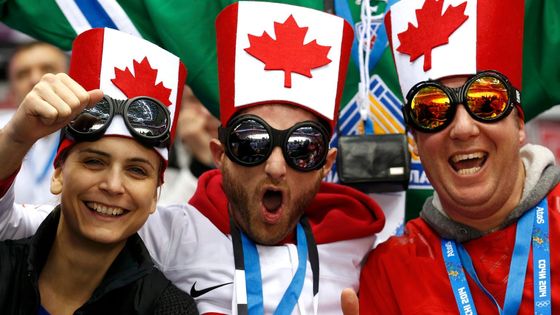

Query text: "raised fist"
[5, 73, 103, 145]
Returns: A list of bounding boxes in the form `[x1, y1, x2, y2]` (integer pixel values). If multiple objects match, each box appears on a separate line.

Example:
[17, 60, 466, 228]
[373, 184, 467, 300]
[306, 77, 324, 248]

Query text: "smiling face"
[51, 137, 160, 246]
[413, 76, 526, 230]
[212, 104, 336, 245]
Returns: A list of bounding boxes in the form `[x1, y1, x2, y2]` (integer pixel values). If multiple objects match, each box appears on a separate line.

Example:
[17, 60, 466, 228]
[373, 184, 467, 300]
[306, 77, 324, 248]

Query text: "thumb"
[87, 89, 104, 107]
[341, 288, 359, 315]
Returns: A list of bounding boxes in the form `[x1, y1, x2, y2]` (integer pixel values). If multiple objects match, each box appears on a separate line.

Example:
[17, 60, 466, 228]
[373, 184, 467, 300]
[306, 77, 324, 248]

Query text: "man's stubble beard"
[222, 164, 322, 245]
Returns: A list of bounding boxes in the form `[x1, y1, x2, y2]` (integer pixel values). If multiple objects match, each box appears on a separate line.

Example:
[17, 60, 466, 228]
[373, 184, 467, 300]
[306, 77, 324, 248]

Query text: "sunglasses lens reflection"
[466, 76, 509, 121]
[127, 98, 169, 138]
[228, 119, 271, 165]
[410, 85, 452, 130]
[286, 125, 326, 171]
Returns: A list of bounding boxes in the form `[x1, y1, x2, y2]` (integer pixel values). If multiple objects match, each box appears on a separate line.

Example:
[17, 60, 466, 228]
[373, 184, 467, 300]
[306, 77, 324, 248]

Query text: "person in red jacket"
[352, 0, 560, 314]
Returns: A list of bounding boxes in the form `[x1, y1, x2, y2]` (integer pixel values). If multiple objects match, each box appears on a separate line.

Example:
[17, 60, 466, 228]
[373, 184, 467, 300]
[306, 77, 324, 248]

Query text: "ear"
[145, 184, 158, 215]
[321, 148, 337, 179]
[210, 138, 226, 169]
[148, 202, 157, 214]
[517, 116, 526, 145]
[50, 167, 63, 195]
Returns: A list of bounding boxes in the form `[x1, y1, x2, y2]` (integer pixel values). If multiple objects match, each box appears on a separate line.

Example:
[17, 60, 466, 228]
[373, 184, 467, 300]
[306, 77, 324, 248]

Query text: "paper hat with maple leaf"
[56, 27, 186, 166]
[216, 1, 354, 133]
[386, 0, 524, 101]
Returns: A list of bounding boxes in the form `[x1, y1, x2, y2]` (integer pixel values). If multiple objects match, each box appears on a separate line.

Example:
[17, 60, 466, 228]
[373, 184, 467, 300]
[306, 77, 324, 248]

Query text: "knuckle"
[68, 95, 82, 109]
[32, 81, 48, 94]
[54, 72, 68, 79]
[41, 73, 57, 83]
[59, 105, 73, 118]
[43, 107, 58, 121]
[78, 93, 90, 106]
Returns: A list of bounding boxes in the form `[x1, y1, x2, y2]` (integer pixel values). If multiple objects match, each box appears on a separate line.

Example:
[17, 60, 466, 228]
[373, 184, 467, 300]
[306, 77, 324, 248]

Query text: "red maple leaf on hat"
[397, 0, 468, 71]
[245, 15, 332, 88]
[111, 57, 172, 106]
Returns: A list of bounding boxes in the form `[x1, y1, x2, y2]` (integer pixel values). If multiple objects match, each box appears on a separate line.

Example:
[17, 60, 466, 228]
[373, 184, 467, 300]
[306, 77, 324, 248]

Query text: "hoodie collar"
[421, 144, 560, 242]
[189, 169, 385, 244]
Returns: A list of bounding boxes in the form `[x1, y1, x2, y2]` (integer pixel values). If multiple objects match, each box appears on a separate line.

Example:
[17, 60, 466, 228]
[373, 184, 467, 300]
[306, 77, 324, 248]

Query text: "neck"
[39, 219, 125, 314]
[445, 161, 527, 232]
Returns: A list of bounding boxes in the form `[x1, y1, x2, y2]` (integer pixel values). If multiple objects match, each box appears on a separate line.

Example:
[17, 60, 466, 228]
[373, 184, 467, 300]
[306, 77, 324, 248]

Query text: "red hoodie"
[190, 169, 385, 245]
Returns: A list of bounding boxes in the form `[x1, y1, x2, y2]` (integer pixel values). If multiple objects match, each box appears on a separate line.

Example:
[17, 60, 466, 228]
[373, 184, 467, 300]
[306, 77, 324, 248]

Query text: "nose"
[264, 147, 287, 183]
[448, 105, 480, 140]
[99, 168, 126, 195]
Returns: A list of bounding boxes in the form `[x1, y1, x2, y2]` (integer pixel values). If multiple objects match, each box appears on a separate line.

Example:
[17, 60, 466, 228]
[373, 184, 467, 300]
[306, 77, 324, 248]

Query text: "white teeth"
[451, 152, 485, 163]
[87, 202, 124, 216]
[458, 166, 481, 175]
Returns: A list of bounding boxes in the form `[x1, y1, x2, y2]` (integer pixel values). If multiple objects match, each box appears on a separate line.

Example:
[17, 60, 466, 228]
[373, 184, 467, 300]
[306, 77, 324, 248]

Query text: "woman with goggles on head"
[0, 29, 198, 314]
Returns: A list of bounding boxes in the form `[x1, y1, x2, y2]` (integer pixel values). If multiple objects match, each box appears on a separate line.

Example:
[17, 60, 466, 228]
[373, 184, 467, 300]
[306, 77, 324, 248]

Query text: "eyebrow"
[78, 148, 157, 170]
[78, 148, 110, 157]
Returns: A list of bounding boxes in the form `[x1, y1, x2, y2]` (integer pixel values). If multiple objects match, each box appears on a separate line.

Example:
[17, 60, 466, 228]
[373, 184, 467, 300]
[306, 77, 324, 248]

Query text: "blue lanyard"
[442, 198, 551, 315]
[231, 218, 318, 315]
[532, 199, 552, 314]
[442, 239, 478, 315]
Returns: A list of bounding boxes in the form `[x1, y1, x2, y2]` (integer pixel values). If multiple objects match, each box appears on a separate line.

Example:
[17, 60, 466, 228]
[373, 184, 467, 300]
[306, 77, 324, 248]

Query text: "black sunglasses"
[65, 95, 171, 148]
[404, 70, 521, 133]
[219, 114, 329, 172]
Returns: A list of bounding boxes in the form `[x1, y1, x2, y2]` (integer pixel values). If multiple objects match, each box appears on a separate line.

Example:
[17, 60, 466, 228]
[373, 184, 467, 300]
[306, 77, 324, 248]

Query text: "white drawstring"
[357, 0, 387, 132]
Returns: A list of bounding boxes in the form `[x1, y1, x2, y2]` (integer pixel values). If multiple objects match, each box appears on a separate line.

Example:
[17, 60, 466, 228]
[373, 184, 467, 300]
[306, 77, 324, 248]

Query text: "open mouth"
[86, 202, 128, 217]
[262, 189, 283, 213]
[449, 152, 488, 175]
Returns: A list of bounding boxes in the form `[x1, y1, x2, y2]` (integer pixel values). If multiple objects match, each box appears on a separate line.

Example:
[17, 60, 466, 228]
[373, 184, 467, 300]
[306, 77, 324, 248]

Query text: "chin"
[84, 229, 127, 245]
[250, 226, 288, 245]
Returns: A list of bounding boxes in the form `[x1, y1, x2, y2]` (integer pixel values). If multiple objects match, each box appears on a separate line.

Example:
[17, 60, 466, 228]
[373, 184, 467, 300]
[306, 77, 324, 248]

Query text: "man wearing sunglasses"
[0, 3, 385, 315]
[183, 3, 383, 314]
[352, 0, 560, 314]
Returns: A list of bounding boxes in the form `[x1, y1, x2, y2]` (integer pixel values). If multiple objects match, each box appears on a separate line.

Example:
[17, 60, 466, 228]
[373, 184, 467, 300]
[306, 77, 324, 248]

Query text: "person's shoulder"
[0, 237, 32, 260]
[153, 283, 199, 315]
[549, 179, 560, 197]
[139, 268, 199, 314]
[370, 217, 440, 260]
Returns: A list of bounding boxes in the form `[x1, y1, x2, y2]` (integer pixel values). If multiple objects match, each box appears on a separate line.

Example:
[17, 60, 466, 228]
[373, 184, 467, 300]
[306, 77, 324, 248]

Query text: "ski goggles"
[65, 95, 171, 148]
[404, 70, 521, 133]
[219, 114, 329, 172]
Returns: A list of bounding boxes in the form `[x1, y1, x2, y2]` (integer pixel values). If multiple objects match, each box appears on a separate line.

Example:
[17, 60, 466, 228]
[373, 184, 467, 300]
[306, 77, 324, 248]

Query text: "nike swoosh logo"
[190, 281, 233, 298]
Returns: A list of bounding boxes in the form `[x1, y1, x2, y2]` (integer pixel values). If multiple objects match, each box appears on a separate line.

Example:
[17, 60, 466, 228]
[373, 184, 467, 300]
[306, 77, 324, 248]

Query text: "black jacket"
[0, 207, 198, 314]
